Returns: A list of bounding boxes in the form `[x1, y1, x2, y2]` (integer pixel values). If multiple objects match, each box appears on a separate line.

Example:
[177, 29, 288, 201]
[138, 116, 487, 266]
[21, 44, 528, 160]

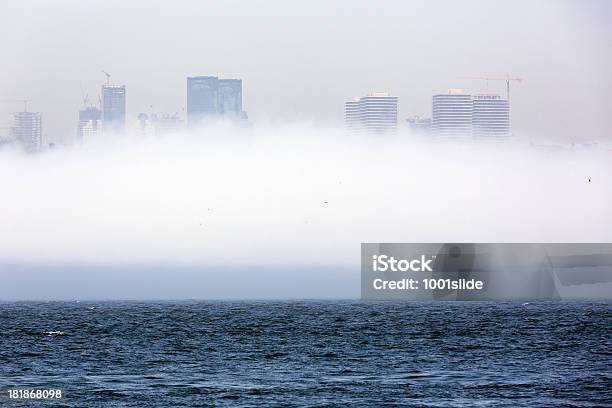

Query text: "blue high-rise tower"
[102, 84, 126, 133]
[187, 76, 247, 127]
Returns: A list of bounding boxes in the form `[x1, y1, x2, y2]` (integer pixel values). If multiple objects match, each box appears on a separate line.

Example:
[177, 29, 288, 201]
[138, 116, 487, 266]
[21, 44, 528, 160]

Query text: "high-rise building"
[432, 89, 510, 138]
[187, 76, 218, 125]
[102, 85, 126, 133]
[344, 98, 362, 132]
[187, 76, 247, 127]
[218, 79, 242, 116]
[431, 89, 473, 137]
[78, 106, 101, 139]
[344, 92, 398, 134]
[12, 111, 42, 151]
[472, 94, 509, 137]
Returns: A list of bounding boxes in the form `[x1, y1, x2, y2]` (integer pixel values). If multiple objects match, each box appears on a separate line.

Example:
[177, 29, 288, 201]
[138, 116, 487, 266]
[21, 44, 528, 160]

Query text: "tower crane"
[79, 81, 89, 107]
[0, 99, 30, 112]
[102, 70, 111, 85]
[461, 75, 523, 102]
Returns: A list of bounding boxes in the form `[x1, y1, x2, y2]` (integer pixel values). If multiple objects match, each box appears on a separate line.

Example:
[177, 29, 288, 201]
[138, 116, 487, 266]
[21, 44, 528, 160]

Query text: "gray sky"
[1, 0, 611, 143]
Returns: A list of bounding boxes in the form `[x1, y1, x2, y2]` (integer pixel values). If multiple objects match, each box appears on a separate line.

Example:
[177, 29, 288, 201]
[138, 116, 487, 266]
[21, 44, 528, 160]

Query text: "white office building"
[431, 89, 473, 137]
[472, 94, 509, 137]
[12, 111, 42, 151]
[432, 89, 510, 138]
[345, 92, 398, 134]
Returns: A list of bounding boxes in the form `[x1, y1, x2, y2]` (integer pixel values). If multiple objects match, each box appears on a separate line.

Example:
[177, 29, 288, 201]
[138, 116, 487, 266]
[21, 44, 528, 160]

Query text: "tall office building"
[78, 106, 101, 139]
[187, 76, 247, 127]
[187, 76, 218, 125]
[432, 89, 510, 138]
[102, 85, 126, 133]
[345, 98, 362, 132]
[344, 92, 398, 134]
[218, 79, 242, 116]
[12, 111, 42, 151]
[472, 94, 509, 137]
[431, 89, 473, 137]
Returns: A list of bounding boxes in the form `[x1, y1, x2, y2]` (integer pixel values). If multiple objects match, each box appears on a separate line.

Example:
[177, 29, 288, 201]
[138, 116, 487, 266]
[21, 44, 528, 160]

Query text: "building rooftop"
[447, 88, 465, 95]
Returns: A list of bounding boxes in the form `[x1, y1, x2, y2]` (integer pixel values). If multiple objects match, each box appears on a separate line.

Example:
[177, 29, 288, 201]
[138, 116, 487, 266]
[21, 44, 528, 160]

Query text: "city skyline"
[0, 0, 610, 302]
[1, 0, 610, 144]
[2, 75, 520, 150]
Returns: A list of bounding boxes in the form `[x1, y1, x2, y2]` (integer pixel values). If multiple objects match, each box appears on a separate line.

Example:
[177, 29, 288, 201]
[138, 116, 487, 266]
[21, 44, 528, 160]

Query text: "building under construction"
[78, 106, 102, 139]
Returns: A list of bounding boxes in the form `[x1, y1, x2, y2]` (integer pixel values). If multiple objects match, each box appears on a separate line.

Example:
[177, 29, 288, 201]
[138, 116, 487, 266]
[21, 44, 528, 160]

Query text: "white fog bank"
[1, 124, 610, 271]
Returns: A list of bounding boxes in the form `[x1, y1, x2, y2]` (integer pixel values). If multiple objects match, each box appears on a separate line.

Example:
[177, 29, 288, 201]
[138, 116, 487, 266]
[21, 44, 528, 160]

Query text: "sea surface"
[0, 301, 610, 407]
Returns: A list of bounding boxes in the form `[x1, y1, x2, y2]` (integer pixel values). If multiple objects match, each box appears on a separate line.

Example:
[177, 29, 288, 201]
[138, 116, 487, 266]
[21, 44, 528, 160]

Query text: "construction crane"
[79, 81, 89, 107]
[461, 75, 523, 102]
[102, 70, 111, 85]
[0, 99, 31, 111]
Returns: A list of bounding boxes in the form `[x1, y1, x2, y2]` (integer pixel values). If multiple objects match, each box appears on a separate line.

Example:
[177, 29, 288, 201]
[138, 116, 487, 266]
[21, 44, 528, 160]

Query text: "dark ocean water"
[0, 301, 610, 407]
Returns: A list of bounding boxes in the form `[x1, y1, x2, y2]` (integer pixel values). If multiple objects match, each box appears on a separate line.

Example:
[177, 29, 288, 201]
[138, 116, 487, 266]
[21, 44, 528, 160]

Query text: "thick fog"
[1, 0, 611, 299]
[0, 125, 610, 299]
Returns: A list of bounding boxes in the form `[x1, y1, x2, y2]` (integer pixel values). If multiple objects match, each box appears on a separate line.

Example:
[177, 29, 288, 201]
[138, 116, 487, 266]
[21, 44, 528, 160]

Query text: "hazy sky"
[1, 0, 611, 143]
